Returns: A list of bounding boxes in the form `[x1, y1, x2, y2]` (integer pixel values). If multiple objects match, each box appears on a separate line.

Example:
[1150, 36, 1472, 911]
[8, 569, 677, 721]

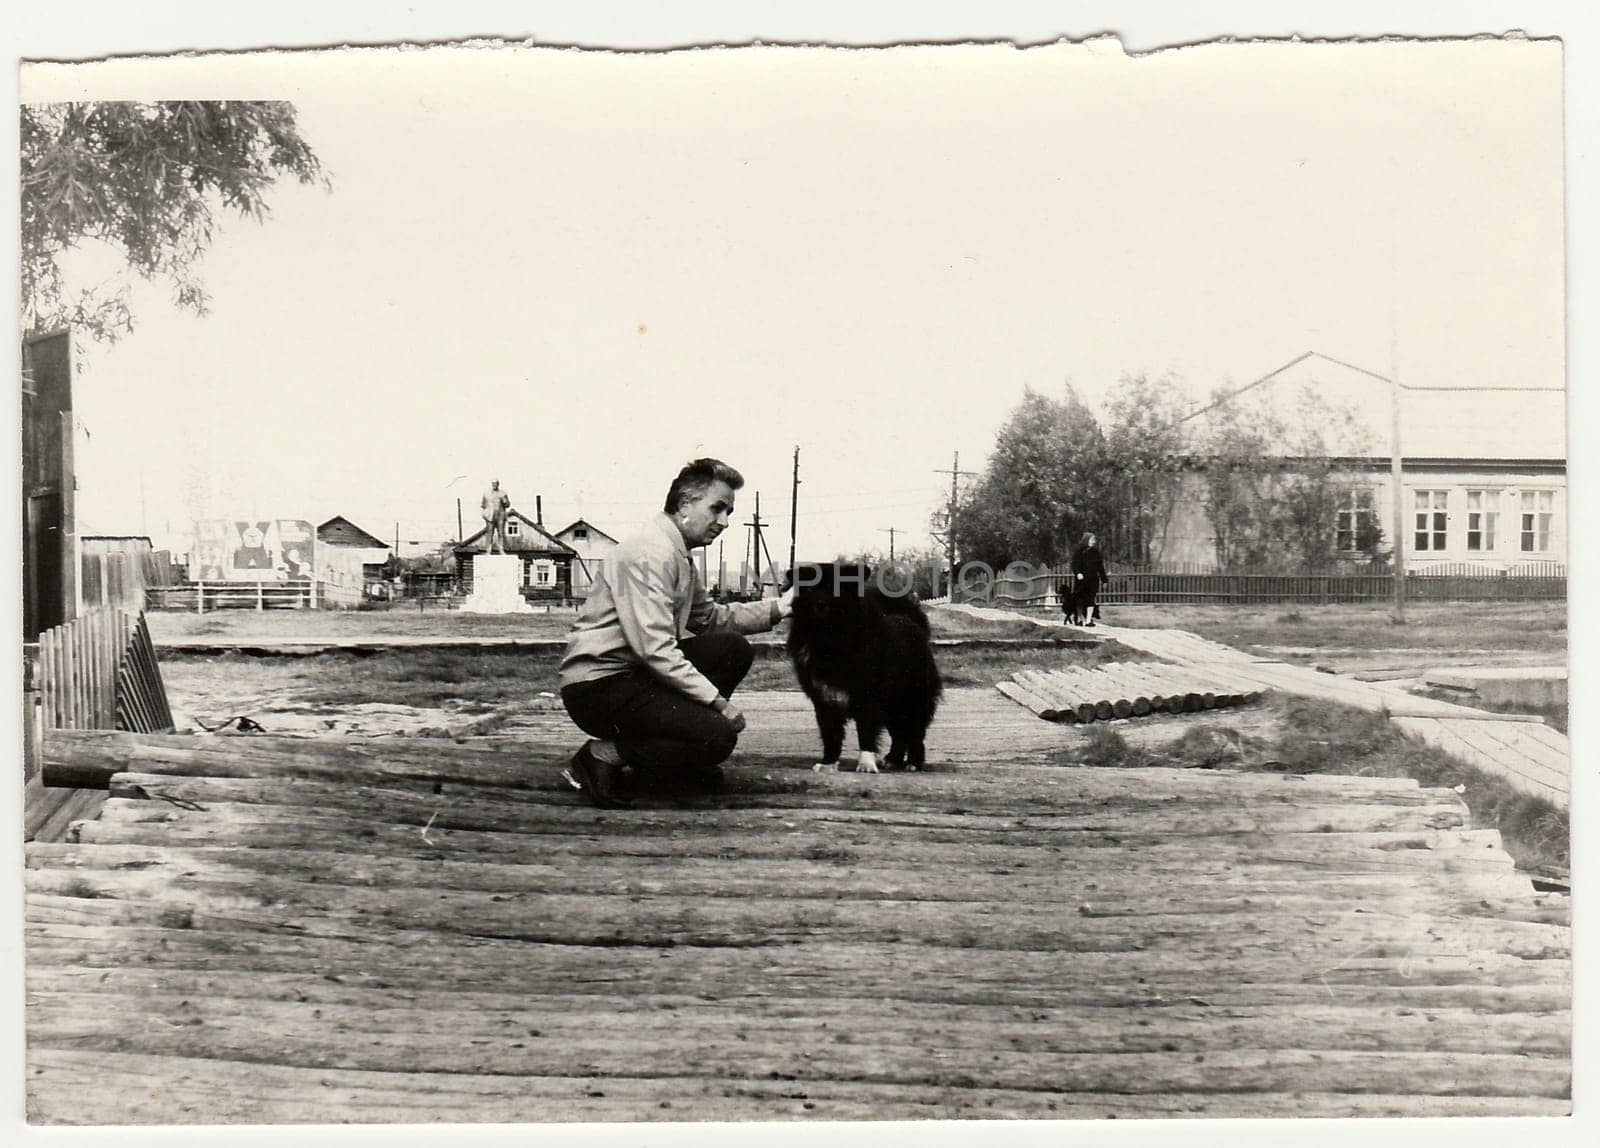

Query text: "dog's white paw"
[812, 762, 839, 773]
[855, 751, 880, 774]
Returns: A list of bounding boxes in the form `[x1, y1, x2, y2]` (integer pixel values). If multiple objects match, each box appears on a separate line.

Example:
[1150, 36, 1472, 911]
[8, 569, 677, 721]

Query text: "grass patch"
[1085, 601, 1567, 661]
[1055, 695, 1569, 876]
[926, 611, 1061, 640]
[293, 650, 562, 707]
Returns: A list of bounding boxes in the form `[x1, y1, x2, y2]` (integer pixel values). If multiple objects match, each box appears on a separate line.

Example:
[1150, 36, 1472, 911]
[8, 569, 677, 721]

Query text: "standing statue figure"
[481, 479, 512, 554]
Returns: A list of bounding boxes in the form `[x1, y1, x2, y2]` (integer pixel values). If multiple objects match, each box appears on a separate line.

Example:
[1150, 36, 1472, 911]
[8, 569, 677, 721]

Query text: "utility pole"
[1389, 338, 1406, 624]
[879, 526, 897, 562]
[746, 493, 771, 595]
[456, 498, 463, 543]
[788, 445, 801, 578]
[934, 452, 978, 596]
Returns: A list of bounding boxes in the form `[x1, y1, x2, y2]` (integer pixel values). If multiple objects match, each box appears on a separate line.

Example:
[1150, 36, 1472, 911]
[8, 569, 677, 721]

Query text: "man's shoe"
[561, 743, 631, 809]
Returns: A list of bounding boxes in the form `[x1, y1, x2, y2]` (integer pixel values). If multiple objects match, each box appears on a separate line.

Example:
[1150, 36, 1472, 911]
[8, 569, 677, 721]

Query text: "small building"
[398, 547, 459, 598]
[552, 518, 620, 599]
[454, 508, 579, 602]
[316, 516, 393, 593]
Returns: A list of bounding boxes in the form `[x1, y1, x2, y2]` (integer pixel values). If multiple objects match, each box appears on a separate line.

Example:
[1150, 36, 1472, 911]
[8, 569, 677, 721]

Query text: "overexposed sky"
[23, 37, 1564, 558]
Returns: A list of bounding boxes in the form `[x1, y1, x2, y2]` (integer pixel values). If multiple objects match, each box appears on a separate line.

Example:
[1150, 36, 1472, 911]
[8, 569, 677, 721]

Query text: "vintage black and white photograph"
[10, 5, 1588, 1141]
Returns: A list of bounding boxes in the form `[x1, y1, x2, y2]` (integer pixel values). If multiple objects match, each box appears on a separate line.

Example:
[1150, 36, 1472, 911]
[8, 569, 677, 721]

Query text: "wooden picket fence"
[36, 607, 173, 733]
[980, 561, 1567, 608]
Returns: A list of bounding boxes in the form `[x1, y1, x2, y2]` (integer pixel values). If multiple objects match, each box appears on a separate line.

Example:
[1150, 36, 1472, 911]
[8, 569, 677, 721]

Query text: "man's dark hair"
[664, 458, 744, 513]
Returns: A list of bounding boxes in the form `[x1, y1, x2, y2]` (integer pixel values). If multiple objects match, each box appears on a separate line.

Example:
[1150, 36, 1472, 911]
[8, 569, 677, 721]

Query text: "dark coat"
[1070, 543, 1108, 599]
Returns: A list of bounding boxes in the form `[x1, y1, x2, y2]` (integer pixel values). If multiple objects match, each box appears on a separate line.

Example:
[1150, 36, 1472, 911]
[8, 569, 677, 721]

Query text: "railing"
[976, 562, 1567, 608]
[146, 579, 364, 612]
[36, 606, 173, 733]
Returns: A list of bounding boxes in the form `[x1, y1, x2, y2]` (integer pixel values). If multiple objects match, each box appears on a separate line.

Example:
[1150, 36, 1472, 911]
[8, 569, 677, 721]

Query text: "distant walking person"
[481, 479, 511, 554]
[1070, 531, 1108, 627]
[558, 458, 795, 807]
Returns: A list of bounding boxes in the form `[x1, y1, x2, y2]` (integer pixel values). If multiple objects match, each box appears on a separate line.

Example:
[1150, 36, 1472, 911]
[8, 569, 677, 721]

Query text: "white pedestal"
[459, 554, 535, 614]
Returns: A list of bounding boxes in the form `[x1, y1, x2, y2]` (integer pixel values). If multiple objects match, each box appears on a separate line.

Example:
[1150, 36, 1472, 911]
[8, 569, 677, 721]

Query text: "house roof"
[1187, 354, 1566, 462]
[455, 509, 578, 556]
[554, 518, 619, 544]
[316, 516, 391, 550]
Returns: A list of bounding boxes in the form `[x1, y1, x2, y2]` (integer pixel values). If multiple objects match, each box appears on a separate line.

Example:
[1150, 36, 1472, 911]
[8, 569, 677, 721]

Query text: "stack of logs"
[997, 661, 1265, 723]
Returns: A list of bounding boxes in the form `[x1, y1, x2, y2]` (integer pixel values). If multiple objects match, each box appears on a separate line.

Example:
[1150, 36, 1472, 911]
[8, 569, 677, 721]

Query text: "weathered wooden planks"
[26, 1048, 1571, 1124]
[986, 618, 1568, 807]
[24, 689, 1571, 1124]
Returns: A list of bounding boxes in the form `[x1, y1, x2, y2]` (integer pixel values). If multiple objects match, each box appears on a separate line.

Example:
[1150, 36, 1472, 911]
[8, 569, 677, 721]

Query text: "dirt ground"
[150, 598, 1566, 741]
[1097, 600, 1566, 670]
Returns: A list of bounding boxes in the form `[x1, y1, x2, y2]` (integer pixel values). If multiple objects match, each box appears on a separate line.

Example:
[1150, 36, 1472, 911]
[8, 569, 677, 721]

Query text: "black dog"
[785, 562, 942, 772]
[1061, 582, 1088, 626]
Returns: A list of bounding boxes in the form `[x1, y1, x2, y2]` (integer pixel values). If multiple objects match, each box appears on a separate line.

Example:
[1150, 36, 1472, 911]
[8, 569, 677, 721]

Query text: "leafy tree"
[21, 100, 326, 342]
[953, 386, 1111, 568]
[1192, 383, 1376, 570]
[1101, 373, 1189, 564]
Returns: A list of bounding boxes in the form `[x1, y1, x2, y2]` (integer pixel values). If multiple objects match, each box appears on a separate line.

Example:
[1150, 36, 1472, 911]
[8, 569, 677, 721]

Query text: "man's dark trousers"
[560, 632, 755, 789]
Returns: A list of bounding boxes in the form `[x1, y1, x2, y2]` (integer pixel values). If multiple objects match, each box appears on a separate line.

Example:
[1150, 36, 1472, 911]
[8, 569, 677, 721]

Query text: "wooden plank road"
[941, 604, 1571, 809]
[26, 696, 1570, 1125]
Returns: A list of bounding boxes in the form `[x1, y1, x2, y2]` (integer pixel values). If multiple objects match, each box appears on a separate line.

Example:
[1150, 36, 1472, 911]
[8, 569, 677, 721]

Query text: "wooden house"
[316, 516, 393, 593]
[454, 508, 579, 602]
[552, 518, 619, 599]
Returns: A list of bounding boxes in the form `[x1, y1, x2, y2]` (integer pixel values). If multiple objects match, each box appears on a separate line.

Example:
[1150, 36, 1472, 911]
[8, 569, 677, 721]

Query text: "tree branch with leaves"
[20, 100, 327, 343]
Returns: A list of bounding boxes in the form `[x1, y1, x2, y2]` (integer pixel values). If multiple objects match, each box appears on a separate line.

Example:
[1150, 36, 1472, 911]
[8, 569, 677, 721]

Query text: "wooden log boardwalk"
[26, 685, 1570, 1124]
[943, 604, 1570, 810]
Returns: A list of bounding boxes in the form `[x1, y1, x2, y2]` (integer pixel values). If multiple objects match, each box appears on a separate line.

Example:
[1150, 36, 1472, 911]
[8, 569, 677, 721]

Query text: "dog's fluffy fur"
[785, 562, 942, 773]
[1061, 582, 1089, 626]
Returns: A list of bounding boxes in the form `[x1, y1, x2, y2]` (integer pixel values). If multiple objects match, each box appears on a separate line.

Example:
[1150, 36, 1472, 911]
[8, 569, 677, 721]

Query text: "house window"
[573, 527, 588, 541]
[529, 559, 556, 587]
[1413, 490, 1448, 552]
[1334, 488, 1376, 552]
[1465, 490, 1499, 552]
[1520, 490, 1554, 552]
[506, 519, 521, 537]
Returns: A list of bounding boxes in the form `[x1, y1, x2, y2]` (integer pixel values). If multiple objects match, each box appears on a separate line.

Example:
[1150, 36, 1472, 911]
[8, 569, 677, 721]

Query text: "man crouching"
[558, 457, 794, 807]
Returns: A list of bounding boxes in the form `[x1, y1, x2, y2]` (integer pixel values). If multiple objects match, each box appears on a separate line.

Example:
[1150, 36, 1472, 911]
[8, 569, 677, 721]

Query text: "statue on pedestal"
[481, 479, 511, 554]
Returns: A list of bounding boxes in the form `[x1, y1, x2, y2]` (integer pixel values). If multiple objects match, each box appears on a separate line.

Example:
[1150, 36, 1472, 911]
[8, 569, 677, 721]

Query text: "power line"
[1181, 349, 1564, 426]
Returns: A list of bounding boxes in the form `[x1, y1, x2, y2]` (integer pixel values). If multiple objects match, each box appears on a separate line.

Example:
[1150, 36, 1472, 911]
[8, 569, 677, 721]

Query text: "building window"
[1413, 490, 1448, 552]
[1465, 489, 1499, 552]
[1334, 487, 1376, 552]
[531, 559, 556, 587]
[506, 519, 520, 537]
[1520, 490, 1553, 552]
[573, 527, 588, 541]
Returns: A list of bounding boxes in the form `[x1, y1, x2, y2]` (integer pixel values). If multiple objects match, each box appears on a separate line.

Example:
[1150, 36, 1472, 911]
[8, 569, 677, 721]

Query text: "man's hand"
[721, 703, 747, 733]
[777, 584, 797, 619]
